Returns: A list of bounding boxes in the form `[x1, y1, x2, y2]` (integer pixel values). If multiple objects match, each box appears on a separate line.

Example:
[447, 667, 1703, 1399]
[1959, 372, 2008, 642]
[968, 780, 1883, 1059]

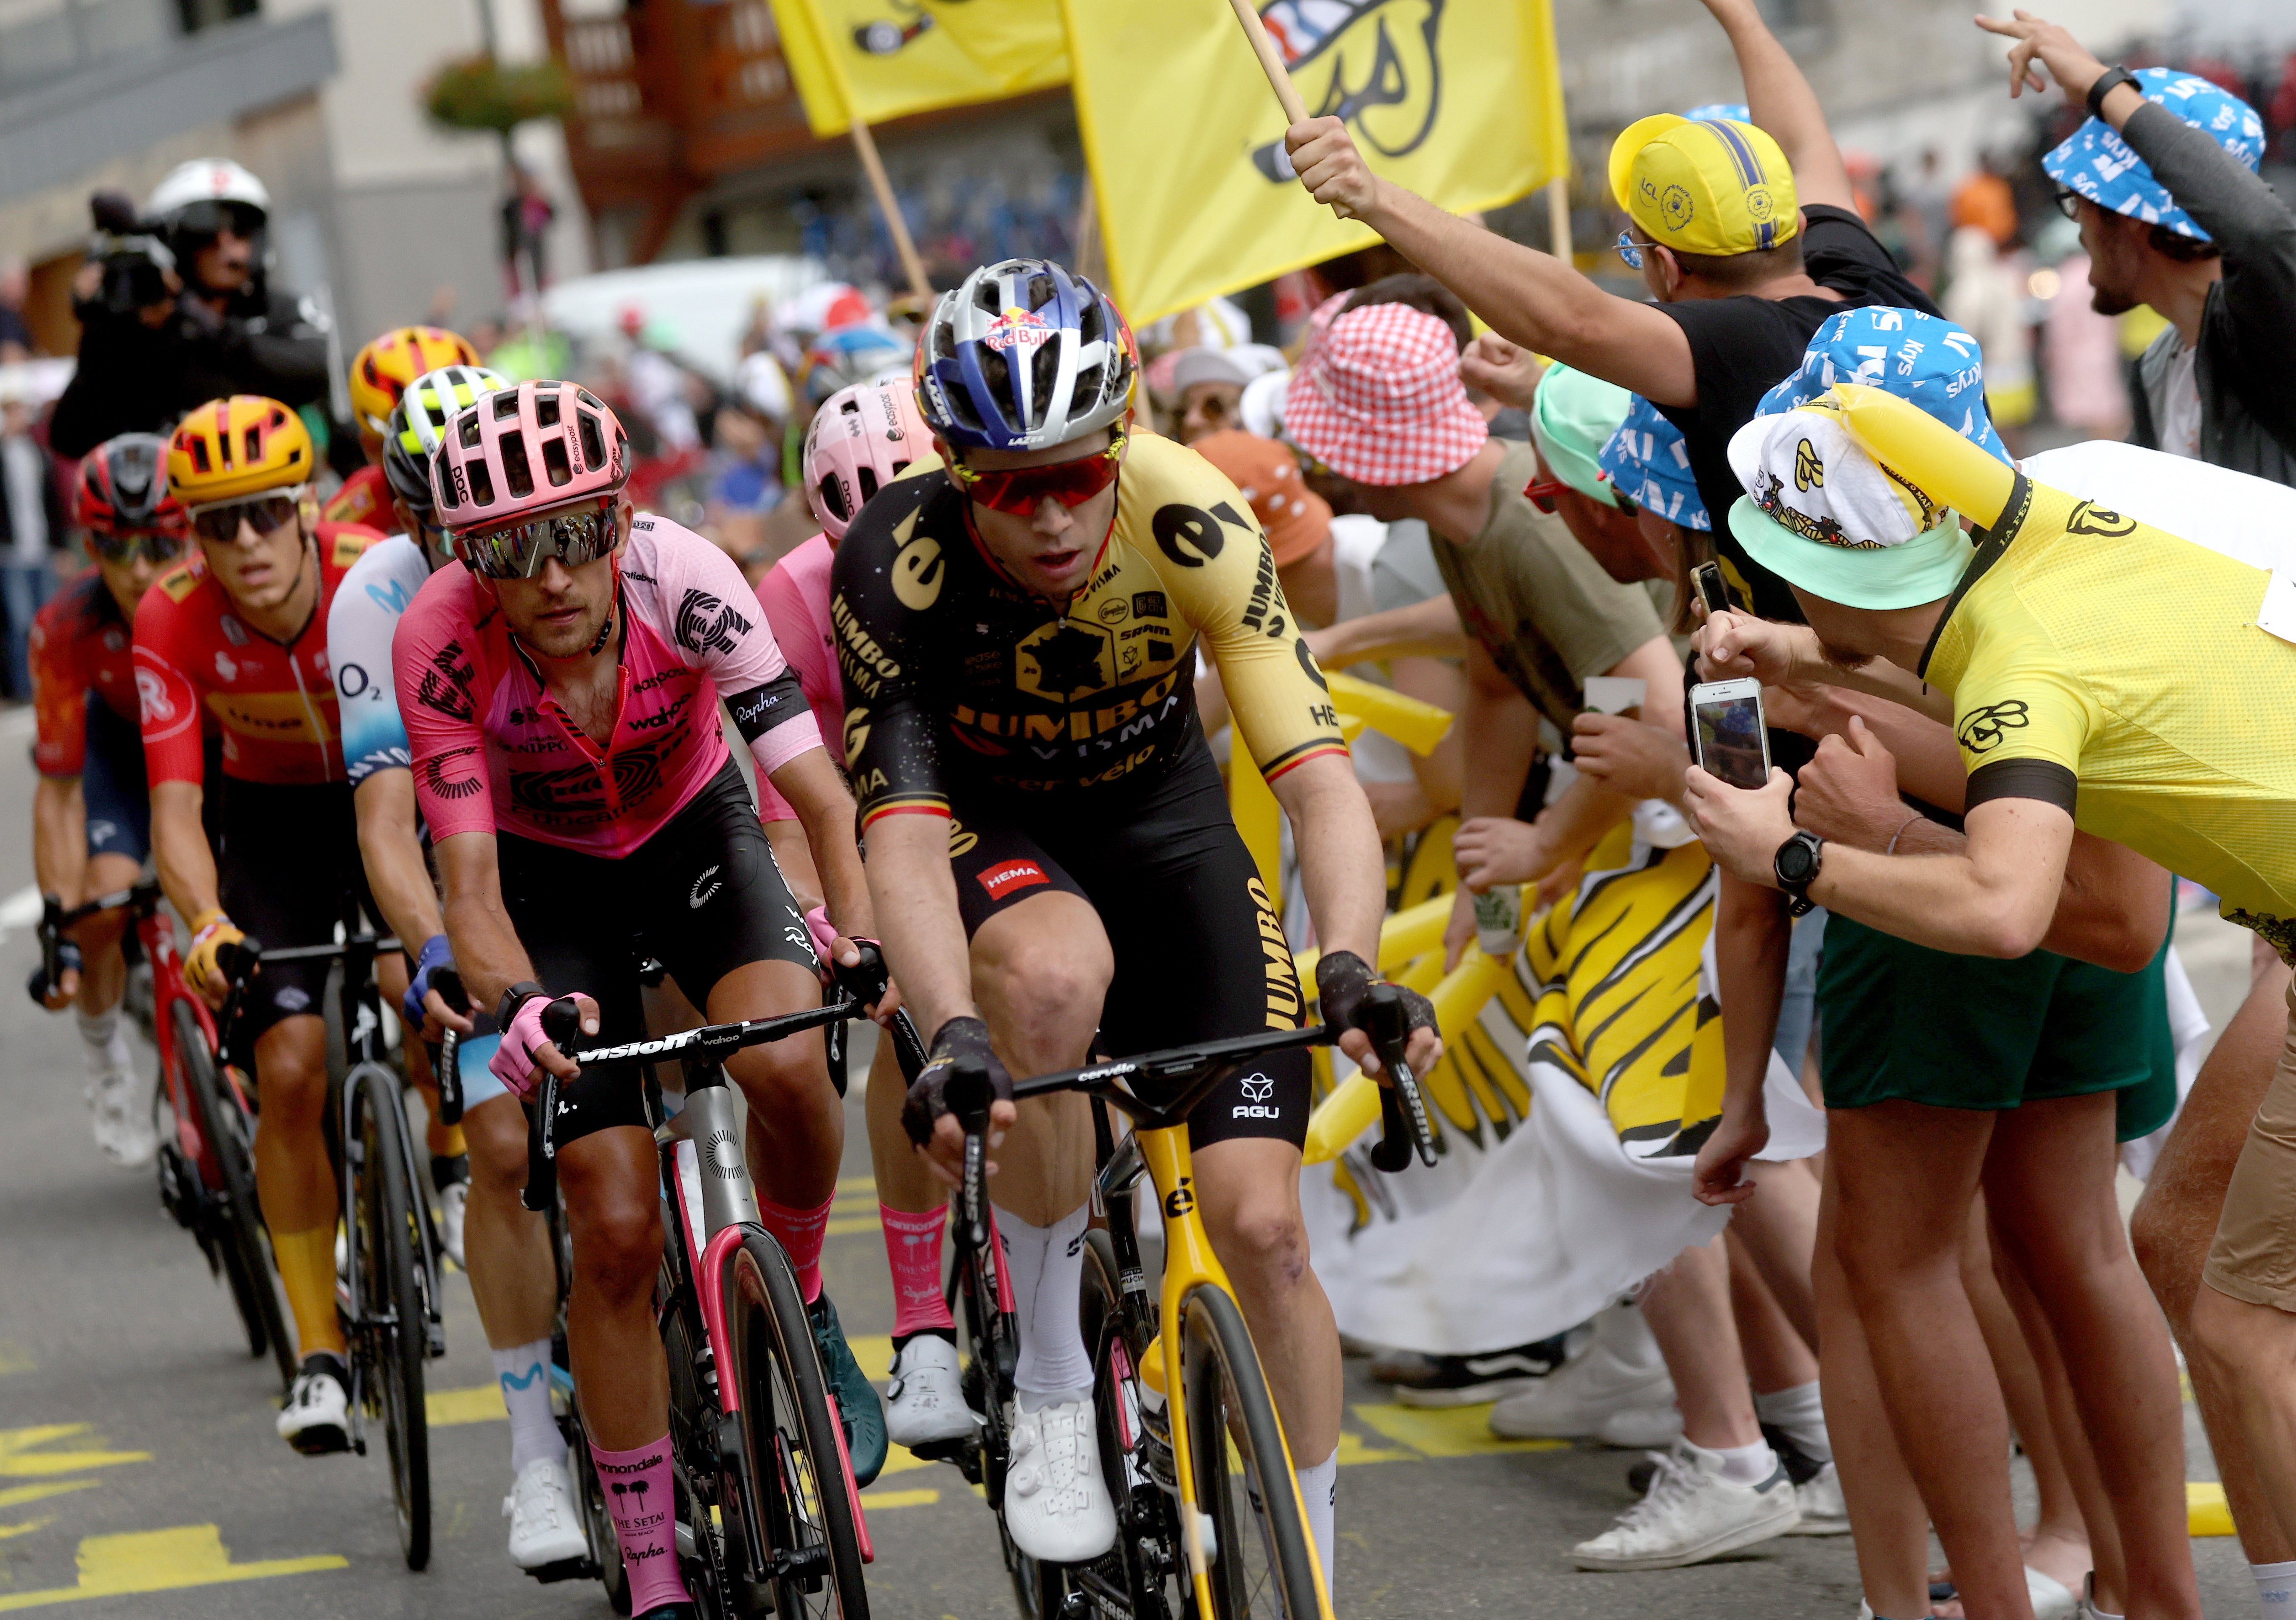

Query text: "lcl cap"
[1608, 115, 1800, 256]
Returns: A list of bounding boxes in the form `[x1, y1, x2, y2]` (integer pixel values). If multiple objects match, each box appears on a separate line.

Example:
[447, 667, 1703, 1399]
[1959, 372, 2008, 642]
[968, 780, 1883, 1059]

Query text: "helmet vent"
[467, 458, 496, 507]
[1073, 362, 1104, 410]
[817, 472, 851, 522]
[1029, 342, 1059, 426]
[188, 438, 212, 474]
[1078, 299, 1104, 346]
[534, 392, 561, 428]
[856, 467, 879, 503]
[1024, 271, 1055, 310]
[541, 435, 571, 487]
[458, 413, 482, 448]
[577, 411, 605, 473]
[502, 433, 534, 500]
[492, 391, 521, 421]
[972, 281, 1001, 318]
[240, 426, 260, 466]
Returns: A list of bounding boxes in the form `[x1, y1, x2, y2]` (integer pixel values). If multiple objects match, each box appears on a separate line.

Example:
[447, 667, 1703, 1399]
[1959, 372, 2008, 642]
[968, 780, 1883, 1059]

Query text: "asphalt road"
[0, 698, 2264, 1620]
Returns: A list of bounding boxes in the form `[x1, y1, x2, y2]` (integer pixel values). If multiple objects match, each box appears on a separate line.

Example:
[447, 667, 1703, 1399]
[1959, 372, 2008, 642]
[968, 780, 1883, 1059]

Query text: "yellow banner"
[1060, 0, 1569, 326]
[770, 0, 1069, 138]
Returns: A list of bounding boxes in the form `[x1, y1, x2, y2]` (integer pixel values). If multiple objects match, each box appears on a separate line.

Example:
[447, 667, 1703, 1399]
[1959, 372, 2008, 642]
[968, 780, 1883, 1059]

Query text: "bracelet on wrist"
[1884, 812, 1924, 857]
[2086, 65, 2139, 121]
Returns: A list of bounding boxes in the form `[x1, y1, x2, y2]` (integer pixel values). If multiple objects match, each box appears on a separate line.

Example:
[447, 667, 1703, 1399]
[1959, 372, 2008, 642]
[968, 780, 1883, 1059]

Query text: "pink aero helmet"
[802, 380, 929, 543]
[431, 380, 628, 533]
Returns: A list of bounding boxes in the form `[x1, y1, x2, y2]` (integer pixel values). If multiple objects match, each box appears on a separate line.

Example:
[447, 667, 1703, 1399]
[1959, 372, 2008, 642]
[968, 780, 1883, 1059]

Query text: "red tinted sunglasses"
[950, 434, 1125, 517]
[1523, 476, 1567, 515]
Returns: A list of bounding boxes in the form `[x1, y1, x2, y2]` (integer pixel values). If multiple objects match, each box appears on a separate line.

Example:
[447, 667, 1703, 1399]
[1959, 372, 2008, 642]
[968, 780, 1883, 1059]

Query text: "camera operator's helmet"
[915, 259, 1136, 451]
[76, 434, 186, 537]
[352, 326, 482, 438]
[146, 159, 270, 251]
[168, 397, 313, 505]
[384, 365, 511, 520]
[803, 381, 929, 543]
[431, 380, 628, 536]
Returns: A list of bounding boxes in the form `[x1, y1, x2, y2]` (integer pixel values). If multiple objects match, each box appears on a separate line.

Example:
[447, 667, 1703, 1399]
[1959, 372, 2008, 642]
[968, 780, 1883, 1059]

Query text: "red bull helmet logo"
[983, 307, 1053, 355]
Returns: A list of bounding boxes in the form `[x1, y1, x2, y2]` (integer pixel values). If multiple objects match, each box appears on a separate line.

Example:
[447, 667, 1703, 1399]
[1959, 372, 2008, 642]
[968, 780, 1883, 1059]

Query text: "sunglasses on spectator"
[2052, 186, 2085, 221]
[1523, 476, 1569, 514]
[171, 200, 265, 240]
[87, 529, 188, 566]
[188, 489, 305, 545]
[948, 434, 1126, 516]
[455, 497, 620, 580]
[1614, 230, 1662, 271]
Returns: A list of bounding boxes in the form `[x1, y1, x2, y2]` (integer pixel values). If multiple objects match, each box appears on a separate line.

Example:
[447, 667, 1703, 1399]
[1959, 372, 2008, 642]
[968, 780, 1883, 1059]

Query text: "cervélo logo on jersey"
[976, 860, 1050, 902]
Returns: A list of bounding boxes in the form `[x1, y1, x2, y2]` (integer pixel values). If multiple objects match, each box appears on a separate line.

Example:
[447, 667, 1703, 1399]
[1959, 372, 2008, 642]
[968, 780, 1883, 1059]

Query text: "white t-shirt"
[3, 437, 48, 564]
[2151, 338, 2202, 461]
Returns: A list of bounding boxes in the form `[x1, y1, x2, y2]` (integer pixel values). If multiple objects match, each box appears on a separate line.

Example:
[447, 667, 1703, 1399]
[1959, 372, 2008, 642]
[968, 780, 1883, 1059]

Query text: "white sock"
[1296, 1450, 1337, 1596]
[492, 1339, 562, 1473]
[996, 1204, 1093, 1406]
[2256, 1559, 2296, 1615]
[76, 1005, 127, 1080]
[1709, 1438, 1779, 1487]
[1753, 1380, 1833, 1463]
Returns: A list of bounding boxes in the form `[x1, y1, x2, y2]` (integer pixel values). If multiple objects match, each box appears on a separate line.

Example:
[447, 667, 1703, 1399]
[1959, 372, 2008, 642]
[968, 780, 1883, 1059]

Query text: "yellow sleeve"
[1122, 434, 1349, 782]
[1949, 610, 2095, 816]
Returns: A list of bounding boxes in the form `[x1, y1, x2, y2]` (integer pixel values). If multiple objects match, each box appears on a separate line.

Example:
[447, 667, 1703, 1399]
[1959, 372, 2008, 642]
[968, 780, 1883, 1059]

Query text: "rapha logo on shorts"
[1233, 1071, 1280, 1121]
[976, 861, 1050, 901]
[690, 864, 723, 908]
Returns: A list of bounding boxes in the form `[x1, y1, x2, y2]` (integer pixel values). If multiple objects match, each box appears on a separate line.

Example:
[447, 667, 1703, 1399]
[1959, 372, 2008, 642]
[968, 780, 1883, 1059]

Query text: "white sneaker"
[1489, 1305, 1673, 1439]
[1002, 1396, 1115, 1564]
[1591, 1404, 1685, 1448]
[1788, 1460, 1851, 1535]
[1570, 1439, 1799, 1570]
[437, 1178, 469, 1271]
[884, 1335, 976, 1449]
[88, 1066, 158, 1169]
[276, 1354, 352, 1454]
[503, 1456, 590, 1569]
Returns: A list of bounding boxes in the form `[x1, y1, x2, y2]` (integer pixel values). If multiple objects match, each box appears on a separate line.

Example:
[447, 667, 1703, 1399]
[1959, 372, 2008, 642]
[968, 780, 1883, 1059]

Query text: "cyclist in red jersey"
[324, 326, 479, 529]
[136, 395, 382, 1453]
[28, 435, 191, 1167]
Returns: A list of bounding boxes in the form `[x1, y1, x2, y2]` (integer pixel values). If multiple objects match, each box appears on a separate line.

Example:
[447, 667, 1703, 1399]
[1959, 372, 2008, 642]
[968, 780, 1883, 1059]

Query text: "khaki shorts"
[2202, 976, 2296, 1311]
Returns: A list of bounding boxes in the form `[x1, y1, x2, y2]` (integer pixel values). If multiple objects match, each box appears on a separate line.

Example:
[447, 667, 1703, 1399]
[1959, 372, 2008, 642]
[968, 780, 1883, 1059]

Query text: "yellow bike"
[939, 992, 1434, 1619]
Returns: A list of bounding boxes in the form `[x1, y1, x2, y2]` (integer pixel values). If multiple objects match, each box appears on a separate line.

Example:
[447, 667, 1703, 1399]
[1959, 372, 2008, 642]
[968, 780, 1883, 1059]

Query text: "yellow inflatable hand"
[1325, 671, 1454, 757]
[1829, 383, 2016, 530]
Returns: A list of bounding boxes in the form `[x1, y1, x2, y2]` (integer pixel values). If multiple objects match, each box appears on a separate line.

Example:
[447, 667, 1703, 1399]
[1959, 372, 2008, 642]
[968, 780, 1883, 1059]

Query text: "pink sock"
[589, 1434, 691, 1614]
[758, 1193, 833, 1304]
[881, 1202, 955, 1339]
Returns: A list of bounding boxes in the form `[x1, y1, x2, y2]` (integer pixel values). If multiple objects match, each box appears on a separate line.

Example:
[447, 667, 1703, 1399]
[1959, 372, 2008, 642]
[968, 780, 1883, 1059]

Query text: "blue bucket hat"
[1681, 103, 1751, 124]
[1599, 397, 1709, 532]
[2042, 69, 2264, 242]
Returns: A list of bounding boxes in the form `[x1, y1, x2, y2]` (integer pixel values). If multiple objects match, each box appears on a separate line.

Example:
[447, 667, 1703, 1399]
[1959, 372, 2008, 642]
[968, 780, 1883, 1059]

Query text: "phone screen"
[1692, 562, 1728, 619]
[1693, 687, 1771, 790]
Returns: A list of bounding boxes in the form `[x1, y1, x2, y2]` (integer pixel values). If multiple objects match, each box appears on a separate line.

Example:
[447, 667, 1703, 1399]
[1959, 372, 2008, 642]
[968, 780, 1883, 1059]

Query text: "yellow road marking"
[0, 1525, 344, 1612]
[426, 1385, 508, 1427]
[0, 1483, 99, 1512]
[1350, 1403, 1568, 1459]
[1333, 1428, 1413, 1466]
[2190, 1481, 2236, 1536]
[825, 1216, 881, 1236]
[0, 1428, 150, 1477]
[864, 1488, 940, 1508]
[837, 1175, 877, 1194]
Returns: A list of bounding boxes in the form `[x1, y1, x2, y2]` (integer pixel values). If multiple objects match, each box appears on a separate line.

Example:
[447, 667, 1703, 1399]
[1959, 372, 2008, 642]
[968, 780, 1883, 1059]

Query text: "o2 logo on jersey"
[673, 588, 753, 656]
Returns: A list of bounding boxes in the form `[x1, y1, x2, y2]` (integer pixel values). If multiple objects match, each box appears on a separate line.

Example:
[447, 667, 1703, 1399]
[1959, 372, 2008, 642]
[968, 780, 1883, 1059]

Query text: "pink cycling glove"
[804, 906, 838, 975]
[489, 993, 569, 1101]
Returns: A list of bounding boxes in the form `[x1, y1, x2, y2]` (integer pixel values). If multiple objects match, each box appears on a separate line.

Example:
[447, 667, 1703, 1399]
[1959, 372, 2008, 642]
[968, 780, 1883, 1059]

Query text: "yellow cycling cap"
[1608, 114, 1800, 256]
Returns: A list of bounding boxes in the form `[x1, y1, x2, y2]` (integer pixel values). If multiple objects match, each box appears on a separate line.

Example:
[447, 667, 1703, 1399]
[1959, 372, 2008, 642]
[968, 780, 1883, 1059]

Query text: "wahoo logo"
[977, 860, 1050, 901]
[690, 865, 723, 908]
[983, 307, 1052, 354]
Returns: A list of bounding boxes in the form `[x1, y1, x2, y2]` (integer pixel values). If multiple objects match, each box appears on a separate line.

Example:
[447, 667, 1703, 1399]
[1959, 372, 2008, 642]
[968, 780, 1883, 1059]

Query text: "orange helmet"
[168, 397, 315, 504]
[349, 326, 481, 436]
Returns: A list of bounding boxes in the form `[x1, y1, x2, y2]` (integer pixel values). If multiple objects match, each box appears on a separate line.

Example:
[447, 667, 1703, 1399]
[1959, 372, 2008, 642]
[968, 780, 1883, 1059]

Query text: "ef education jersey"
[328, 534, 431, 786]
[30, 570, 142, 778]
[829, 431, 1348, 827]
[396, 514, 824, 856]
[134, 523, 380, 786]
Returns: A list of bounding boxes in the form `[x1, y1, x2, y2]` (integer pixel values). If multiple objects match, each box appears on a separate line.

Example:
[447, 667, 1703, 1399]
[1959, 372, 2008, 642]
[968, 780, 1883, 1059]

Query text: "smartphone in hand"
[1690, 678, 1771, 790]
[1690, 561, 1729, 619]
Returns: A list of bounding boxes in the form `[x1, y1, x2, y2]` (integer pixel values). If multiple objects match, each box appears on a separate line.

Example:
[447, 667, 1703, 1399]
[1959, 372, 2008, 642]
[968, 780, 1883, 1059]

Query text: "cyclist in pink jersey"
[395, 382, 889, 1620]
[755, 381, 975, 1448]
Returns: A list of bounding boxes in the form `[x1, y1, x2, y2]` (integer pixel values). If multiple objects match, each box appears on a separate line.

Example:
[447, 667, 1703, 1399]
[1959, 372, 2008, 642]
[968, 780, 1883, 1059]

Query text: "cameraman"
[51, 159, 331, 459]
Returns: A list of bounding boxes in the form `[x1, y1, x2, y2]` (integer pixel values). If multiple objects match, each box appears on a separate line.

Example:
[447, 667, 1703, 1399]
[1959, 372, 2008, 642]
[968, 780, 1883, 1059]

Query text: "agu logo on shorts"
[1233, 1071, 1280, 1121]
[977, 860, 1051, 902]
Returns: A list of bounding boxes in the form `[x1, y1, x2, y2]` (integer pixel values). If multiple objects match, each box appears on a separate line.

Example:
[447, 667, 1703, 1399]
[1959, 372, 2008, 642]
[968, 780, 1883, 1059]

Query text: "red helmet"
[77, 433, 187, 537]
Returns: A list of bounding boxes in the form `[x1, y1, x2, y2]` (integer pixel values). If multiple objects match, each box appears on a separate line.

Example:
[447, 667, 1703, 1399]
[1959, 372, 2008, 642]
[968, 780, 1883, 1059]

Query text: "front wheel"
[1180, 1285, 1325, 1619]
[725, 1228, 869, 1620]
[350, 1066, 431, 1570]
[955, 1233, 1057, 1619]
[174, 997, 293, 1390]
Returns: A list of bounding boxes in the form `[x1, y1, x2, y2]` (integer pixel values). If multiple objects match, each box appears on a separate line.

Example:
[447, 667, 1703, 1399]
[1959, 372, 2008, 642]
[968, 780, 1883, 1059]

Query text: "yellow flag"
[769, 0, 1069, 138]
[1061, 0, 1568, 326]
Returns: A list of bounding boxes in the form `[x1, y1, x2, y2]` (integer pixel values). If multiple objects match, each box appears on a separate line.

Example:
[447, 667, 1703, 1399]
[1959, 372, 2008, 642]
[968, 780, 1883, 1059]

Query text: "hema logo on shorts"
[1233, 1071, 1279, 1121]
[976, 860, 1050, 901]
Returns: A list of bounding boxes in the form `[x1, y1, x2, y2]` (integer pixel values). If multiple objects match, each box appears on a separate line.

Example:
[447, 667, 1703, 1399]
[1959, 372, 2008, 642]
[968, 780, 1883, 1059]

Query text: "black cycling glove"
[1316, 949, 1437, 1064]
[902, 1015, 1014, 1147]
[828, 938, 892, 1014]
[26, 937, 82, 1006]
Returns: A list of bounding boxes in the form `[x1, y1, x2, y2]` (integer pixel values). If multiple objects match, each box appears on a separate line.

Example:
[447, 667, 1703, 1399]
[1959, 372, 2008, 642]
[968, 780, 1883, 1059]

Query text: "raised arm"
[1698, 0, 1855, 212]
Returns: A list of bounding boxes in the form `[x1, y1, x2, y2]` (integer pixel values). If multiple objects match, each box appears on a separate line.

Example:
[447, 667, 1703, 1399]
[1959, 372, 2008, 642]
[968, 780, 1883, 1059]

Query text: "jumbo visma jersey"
[829, 431, 1349, 826]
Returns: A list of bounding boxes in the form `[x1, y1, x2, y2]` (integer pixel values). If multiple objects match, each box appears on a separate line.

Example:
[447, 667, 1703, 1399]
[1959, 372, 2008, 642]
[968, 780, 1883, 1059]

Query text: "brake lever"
[521, 996, 582, 1215]
[1361, 984, 1438, 1173]
[431, 966, 469, 1126]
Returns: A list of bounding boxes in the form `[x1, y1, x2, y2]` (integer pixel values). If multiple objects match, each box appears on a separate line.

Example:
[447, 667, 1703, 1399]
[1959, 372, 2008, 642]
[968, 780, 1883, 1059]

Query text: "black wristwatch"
[1774, 831, 1824, 918]
[495, 979, 546, 1030]
[2086, 66, 2139, 121]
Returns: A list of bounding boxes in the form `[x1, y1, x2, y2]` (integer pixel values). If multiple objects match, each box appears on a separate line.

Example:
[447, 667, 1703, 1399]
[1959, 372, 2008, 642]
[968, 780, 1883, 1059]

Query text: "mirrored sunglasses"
[948, 434, 1125, 517]
[455, 499, 618, 580]
[1614, 230, 1660, 271]
[189, 491, 303, 545]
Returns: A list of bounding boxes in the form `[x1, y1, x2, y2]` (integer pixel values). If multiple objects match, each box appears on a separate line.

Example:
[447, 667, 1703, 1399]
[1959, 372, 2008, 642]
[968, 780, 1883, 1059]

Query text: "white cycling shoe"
[505, 1456, 590, 1569]
[884, 1335, 977, 1450]
[1003, 1395, 1116, 1564]
[88, 1066, 158, 1170]
[437, 1178, 469, 1271]
[276, 1353, 352, 1455]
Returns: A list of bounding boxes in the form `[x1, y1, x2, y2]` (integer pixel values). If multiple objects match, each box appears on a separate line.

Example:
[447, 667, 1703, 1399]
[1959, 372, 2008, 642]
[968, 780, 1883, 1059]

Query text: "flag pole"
[813, 27, 933, 302]
[1545, 175, 1573, 263]
[1223, 0, 1307, 123]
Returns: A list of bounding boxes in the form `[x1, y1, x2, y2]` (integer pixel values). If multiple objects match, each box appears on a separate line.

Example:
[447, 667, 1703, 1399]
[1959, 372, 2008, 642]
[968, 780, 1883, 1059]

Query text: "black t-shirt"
[1652, 204, 1941, 625]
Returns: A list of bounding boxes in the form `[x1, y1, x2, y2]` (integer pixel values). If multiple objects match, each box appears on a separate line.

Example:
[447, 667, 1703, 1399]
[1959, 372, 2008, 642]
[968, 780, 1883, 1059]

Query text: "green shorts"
[1817, 915, 2173, 1134]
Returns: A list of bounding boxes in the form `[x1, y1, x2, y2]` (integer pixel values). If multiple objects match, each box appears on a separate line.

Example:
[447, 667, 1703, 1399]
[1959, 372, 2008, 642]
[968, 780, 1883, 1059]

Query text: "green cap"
[1726, 497, 1975, 611]
[1530, 363, 1633, 504]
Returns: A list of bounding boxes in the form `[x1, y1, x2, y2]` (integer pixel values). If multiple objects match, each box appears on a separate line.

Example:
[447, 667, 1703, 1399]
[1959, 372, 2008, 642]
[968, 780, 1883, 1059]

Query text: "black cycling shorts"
[947, 747, 1312, 1151]
[496, 757, 818, 1149]
[217, 778, 370, 1053]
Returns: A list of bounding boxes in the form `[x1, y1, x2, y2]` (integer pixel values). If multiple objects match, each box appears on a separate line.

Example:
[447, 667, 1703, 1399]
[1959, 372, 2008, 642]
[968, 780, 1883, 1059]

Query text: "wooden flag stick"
[844, 116, 934, 303]
[1225, 0, 1307, 124]
[1545, 175, 1573, 262]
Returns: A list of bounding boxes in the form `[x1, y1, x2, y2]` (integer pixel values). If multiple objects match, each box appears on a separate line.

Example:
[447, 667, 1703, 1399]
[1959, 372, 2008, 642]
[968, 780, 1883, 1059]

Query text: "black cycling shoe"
[634, 1606, 699, 1620]
[809, 1290, 888, 1487]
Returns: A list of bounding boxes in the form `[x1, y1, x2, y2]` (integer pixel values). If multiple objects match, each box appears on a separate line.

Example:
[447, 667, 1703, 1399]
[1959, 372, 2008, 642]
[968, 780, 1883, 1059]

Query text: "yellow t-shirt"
[1921, 474, 2296, 953]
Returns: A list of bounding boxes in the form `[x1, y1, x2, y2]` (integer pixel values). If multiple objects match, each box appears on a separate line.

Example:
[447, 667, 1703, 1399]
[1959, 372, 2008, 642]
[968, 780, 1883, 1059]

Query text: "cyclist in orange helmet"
[324, 326, 480, 529]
